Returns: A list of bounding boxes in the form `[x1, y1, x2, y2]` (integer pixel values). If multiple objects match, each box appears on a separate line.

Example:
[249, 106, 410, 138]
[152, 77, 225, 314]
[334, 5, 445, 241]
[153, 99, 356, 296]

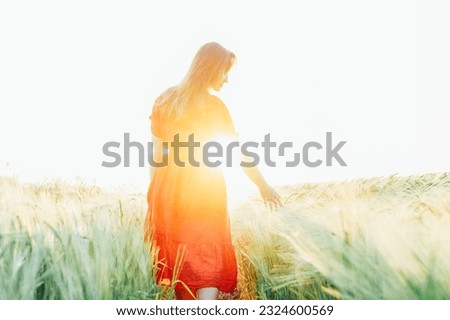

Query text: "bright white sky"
[0, 1, 449, 201]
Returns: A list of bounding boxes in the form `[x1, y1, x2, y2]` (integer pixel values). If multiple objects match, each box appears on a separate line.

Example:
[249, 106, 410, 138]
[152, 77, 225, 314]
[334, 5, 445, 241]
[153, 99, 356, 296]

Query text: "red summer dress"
[144, 92, 238, 298]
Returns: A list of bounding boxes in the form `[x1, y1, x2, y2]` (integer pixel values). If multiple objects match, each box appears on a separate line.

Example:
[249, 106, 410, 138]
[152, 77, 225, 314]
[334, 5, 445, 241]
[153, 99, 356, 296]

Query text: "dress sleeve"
[150, 106, 164, 139]
[213, 96, 239, 139]
[150, 87, 177, 140]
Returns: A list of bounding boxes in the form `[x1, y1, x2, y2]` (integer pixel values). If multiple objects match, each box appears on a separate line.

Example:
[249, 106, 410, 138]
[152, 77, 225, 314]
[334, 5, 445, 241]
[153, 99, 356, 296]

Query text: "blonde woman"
[144, 42, 281, 300]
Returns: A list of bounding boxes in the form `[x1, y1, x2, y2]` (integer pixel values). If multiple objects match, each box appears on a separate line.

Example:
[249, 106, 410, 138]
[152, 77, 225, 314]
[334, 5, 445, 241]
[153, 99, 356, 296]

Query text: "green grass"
[0, 178, 160, 299]
[1, 172, 449, 299]
[233, 172, 450, 299]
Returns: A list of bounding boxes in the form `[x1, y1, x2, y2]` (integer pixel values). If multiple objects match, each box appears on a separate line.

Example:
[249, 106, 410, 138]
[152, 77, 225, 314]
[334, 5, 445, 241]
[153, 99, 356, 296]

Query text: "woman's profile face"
[211, 71, 229, 92]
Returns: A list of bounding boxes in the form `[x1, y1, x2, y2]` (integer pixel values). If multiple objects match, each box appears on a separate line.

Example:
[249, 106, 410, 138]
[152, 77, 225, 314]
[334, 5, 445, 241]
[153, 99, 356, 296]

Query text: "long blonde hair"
[156, 42, 235, 119]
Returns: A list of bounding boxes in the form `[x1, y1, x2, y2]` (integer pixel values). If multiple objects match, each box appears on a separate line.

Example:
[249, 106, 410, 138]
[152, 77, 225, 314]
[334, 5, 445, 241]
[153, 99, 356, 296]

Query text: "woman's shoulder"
[150, 86, 178, 119]
[208, 94, 226, 107]
[207, 94, 230, 117]
[154, 86, 177, 109]
[210, 95, 234, 131]
[150, 87, 179, 139]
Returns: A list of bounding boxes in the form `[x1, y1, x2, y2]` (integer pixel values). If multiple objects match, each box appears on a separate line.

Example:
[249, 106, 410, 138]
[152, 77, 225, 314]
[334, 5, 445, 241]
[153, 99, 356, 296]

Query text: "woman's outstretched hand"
[240, 163, 282, 210]
[259, 184, 283, 211]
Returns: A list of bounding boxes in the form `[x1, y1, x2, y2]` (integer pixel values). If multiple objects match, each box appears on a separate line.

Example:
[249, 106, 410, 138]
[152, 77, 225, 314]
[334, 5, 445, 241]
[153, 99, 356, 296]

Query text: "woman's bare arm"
[241, 154, 282, 209]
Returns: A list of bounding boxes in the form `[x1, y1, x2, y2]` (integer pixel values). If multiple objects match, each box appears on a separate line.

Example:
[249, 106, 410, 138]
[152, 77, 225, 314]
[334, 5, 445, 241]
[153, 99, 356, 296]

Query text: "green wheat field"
[1, 172, 449, 300]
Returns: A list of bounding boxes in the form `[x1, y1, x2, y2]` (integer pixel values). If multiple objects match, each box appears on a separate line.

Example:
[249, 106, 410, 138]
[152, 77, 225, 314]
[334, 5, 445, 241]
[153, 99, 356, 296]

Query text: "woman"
[144, 42, 281, 300]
